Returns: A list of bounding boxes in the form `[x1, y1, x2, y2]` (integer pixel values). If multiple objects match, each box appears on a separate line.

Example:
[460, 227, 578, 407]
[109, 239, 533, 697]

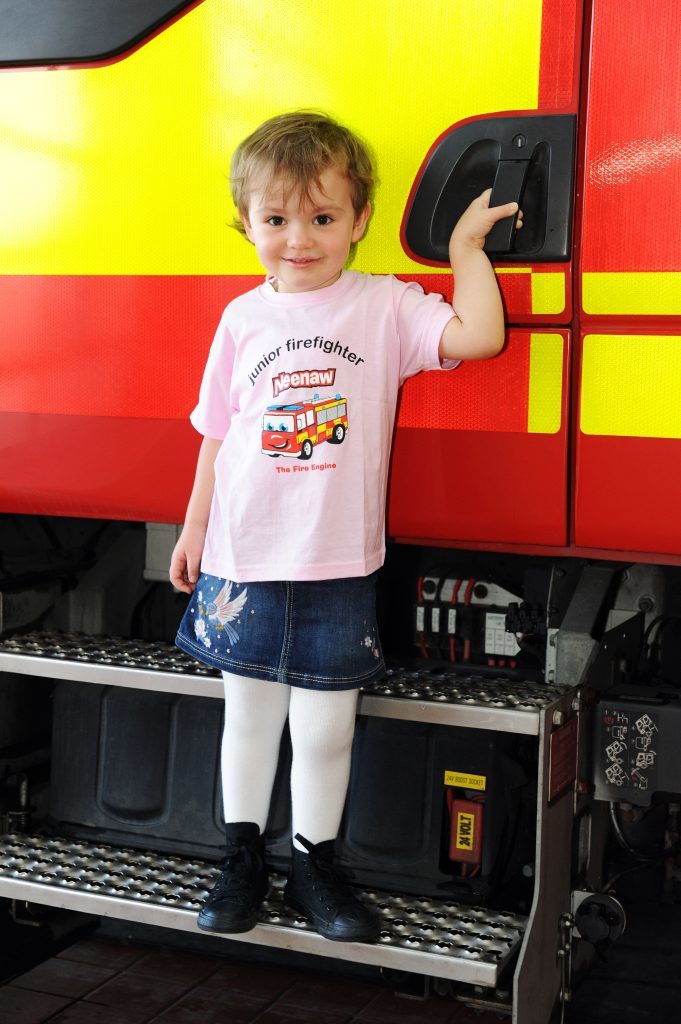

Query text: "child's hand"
[450, 188, 523, 252]
[169, 525, 206, 594]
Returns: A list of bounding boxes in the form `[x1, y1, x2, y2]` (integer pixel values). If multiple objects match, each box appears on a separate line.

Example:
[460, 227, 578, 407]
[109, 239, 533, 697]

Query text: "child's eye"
[267, 216, 285, 227]
[313, 214, 333, 226]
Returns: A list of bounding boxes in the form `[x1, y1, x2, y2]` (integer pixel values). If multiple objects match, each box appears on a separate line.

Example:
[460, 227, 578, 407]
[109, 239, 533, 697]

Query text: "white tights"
[220, 672, 359, 848]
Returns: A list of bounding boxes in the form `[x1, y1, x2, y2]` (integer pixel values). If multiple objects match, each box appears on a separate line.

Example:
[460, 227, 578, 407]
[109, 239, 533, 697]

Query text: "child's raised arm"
[438, 188, 523, 362]
[169, 435, 222, 594]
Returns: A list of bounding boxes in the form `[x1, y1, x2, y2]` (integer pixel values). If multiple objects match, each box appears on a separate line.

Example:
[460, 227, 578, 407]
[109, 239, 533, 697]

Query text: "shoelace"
[294, 835, 360, 909]
[306, 856, 359, 908]
[211, 847, 264, 901]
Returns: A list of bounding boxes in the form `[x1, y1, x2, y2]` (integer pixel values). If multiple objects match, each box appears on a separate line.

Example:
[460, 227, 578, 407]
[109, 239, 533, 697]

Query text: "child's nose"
[288, 223, 313, 248]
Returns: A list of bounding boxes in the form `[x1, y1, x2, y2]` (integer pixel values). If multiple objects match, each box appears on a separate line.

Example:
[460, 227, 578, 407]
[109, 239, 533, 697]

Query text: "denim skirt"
[175, 571, 385, 690]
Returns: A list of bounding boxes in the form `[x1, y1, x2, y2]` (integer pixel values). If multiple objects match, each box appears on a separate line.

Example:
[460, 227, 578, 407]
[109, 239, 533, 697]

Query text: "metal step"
[0, 833, 526, 986]
[0, 631, 567, 734]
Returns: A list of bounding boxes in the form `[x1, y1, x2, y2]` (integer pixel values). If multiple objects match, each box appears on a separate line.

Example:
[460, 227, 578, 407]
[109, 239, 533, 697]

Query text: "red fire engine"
[0, 3, 680, 1023]
[262, 394, 348, 459]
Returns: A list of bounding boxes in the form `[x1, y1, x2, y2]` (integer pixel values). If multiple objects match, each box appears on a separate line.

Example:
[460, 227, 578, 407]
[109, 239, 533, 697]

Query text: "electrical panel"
[412, 571, 548, 676]
[594, 687, 681, 805]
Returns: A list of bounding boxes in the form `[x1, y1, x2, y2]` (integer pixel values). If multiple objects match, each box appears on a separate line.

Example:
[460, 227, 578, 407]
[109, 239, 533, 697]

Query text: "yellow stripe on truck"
[581, 334, 681, 438]
[0, 0, 543, 275]
[527, 333, 563, 434]
[583, 273, 681, 316]
[531, 272, 566, 315]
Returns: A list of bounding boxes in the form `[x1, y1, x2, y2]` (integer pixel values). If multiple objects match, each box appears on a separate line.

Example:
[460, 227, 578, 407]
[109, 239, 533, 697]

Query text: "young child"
[171, 111, 521, 942]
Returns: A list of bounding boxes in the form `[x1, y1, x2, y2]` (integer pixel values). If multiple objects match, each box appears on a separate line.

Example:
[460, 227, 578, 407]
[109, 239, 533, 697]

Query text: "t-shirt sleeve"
[393, 277, 461, 384]
[189, 312, 236, 440]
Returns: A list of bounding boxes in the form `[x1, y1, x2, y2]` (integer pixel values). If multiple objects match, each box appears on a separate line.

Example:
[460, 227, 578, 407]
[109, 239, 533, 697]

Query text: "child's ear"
[242, 215, 255, 243]
[352, 202, 371, 243]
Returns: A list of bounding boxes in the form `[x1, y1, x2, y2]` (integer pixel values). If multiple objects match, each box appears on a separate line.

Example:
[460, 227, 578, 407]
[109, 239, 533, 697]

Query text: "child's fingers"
[169, 551, 193, 593]
[477, 189, 519, 216]
[452, 194, 522, 244]
[488, 200, 519, 222]
[186, 554, 201, 587]
[170, 568, 191, 593]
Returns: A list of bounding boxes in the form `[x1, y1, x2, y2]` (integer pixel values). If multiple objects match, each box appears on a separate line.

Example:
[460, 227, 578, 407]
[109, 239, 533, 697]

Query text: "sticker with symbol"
[630, 771, 649, 790]
[634, 714, 658, 737]
[635, 751, 656, 770]
[605, 763, 628, 786]
[606, 740, 626, 762]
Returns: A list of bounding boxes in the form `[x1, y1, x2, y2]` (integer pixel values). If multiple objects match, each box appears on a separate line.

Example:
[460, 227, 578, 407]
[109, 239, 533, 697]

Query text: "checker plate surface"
[0, 834, 526, 983]
[0, 632, 565, 719]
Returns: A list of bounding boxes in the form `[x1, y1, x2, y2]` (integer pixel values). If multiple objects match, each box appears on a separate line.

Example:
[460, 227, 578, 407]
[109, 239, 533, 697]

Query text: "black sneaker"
[197, 822, 268, 933]
[283, 833, 380, 942]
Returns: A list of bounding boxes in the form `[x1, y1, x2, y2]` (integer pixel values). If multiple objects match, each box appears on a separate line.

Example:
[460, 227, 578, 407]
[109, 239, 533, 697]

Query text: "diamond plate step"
[0, 631, 568, 734]
[0, 833, 526, 985]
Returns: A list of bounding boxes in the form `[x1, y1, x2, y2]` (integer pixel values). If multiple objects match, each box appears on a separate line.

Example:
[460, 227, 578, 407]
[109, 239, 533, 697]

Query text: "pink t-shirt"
[192, 270, 457, 582]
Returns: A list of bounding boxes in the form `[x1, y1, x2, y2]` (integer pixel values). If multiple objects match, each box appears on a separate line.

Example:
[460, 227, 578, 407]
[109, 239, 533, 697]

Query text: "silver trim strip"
[358, 693, 536, 733]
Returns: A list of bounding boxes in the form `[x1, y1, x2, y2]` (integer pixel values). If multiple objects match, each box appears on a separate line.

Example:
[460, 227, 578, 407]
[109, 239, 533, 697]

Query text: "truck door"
[574, 0, 681, 556]
[388, 0, 582, 548]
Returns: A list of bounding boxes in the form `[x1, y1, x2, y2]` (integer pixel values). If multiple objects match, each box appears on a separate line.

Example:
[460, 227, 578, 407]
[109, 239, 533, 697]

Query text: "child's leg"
[287, 686, 359, 846]
[285, 685, 379, 942]
[220, 671, 291, 830]
[198, 673, 290, 935]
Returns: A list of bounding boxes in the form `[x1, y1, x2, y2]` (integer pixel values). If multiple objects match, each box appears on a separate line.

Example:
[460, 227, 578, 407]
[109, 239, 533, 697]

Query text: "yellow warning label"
[456, 812, 476, 850]
[444, 771, 487, 791]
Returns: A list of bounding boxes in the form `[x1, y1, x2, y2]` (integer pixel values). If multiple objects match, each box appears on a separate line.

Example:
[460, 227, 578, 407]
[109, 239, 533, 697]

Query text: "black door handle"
[485, 157, 529, 253]
[403, 114, 576, 263]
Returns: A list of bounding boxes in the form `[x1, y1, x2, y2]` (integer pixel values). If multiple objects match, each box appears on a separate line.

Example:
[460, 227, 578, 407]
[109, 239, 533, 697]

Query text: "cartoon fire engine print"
[262, 393, 348, 460]
[192, 579, 249, 650]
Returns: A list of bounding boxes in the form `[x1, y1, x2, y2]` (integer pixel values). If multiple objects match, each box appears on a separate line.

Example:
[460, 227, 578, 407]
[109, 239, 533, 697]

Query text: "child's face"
[242, 166, 370, 293]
